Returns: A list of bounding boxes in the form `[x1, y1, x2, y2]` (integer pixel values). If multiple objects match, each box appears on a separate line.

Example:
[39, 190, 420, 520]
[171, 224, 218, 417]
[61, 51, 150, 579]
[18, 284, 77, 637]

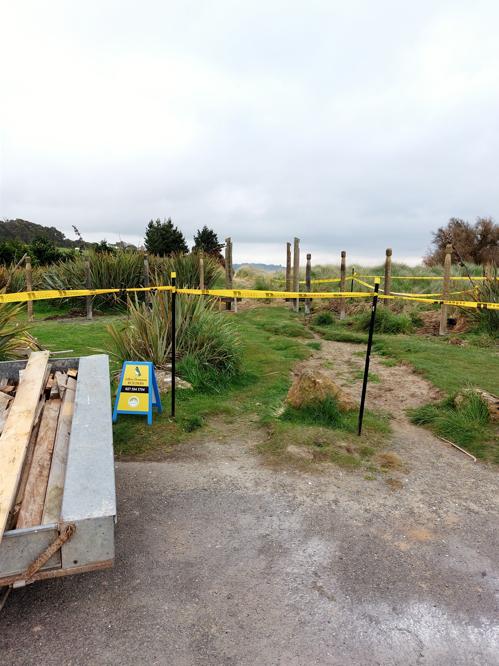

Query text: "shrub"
[314, 311, 334, 326]
[355, 308, 413, 334]
[107, 294, 242, 390]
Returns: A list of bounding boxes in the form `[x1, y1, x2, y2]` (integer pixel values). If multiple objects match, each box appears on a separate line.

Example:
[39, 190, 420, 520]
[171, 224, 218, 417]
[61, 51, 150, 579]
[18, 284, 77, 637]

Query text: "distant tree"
[144, 218, 188, 256]
[0, 240, 28, 265]
[192, 225, 224, 260]
[93, 240, 115, 254]
[424, 217, 498, 266]
[29, 237, 63, 265]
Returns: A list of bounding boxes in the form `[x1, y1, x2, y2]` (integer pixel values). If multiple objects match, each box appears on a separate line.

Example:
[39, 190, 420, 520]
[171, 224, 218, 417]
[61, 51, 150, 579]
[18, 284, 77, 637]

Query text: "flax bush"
[107, 294, 241, 389]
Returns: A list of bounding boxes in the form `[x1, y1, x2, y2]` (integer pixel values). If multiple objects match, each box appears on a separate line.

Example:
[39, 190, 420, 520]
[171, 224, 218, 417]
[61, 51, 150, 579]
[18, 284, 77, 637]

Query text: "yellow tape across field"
[0, 284, 497, 310]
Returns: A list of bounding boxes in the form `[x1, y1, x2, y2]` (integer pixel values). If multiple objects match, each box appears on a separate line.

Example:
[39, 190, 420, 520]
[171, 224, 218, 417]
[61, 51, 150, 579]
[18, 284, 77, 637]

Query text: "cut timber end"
[42, 377, 76, 525]
[0, 351, 50, 545]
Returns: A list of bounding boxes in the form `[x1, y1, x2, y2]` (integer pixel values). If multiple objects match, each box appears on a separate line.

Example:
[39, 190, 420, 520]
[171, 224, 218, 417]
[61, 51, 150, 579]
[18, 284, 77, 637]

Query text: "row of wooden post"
[21, 241, 487, 337]
[283, 242, 461, 336]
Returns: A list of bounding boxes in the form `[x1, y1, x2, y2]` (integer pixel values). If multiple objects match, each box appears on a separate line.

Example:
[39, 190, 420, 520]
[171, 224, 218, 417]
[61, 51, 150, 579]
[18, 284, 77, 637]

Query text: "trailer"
[0, 354, 116, 589]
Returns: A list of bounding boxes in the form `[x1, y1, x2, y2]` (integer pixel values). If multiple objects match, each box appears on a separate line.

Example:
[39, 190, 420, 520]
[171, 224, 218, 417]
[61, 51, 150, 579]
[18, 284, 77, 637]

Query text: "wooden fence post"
[340, 250, 346, 320]
[439, 244, 453, 335]
[293, 237, 300, 312]
[285, 242, 291, 301]
[305, 253, 311, 315]
[230, 239, 237, 313]
[25, 257, 33, 321]
[85, 258, 93, 320]
[143, 255, 151, 306]
[384, 248, 392, 302]
[225, 237, 231, 311]
[199, 250, 205, 290]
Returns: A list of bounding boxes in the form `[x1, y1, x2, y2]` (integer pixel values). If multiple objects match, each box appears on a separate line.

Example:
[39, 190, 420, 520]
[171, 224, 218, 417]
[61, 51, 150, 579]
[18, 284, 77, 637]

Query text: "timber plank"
[0, 350, 50, 544]
[8, 397, 46, 529]
[42, 377, 76, 525]
[17, 399, 62, 528]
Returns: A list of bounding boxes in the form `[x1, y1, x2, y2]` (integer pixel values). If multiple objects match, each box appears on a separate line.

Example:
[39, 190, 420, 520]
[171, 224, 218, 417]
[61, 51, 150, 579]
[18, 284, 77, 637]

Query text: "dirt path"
[2, 343, 499, 665]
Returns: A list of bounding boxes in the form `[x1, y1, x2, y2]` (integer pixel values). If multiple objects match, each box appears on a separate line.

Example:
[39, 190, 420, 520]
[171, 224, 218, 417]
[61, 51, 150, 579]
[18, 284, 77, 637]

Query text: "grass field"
[21, 300, 498, 465]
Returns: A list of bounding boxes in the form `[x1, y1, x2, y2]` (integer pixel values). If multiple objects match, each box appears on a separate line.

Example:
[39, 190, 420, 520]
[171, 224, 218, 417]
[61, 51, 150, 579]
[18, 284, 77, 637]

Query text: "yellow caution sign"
[112, 361, 162, 425]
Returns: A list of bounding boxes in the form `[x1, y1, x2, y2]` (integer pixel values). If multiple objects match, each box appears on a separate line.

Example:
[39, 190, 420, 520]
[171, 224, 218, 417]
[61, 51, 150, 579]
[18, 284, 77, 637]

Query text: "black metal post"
[358, 279, 380, 436]
[171, 272, 176, 418]
[350, 267, 355, 292]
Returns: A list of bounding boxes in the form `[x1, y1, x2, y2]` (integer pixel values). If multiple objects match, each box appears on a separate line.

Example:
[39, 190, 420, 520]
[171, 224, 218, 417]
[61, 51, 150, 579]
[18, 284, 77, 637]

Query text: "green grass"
[29, 315, 121, 365]
[373, 336, 499, 395]
[410, 393, 498, 462]
[281, 396, 389, 434]
[306, 341, 321, 351]
[313, 316, 499, 395]
[112, 306, 311, 456]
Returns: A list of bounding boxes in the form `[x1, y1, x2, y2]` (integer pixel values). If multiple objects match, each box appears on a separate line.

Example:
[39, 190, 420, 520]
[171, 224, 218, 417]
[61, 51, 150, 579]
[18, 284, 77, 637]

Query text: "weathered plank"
[17, 399, 62, 529]
[8, 397, 46, 529]
[0, 351, 50, 544]
[42, 377, 76, 525]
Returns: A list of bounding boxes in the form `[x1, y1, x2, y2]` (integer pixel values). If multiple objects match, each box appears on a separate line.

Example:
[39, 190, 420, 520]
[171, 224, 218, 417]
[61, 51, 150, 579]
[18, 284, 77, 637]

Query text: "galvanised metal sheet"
[61, 355, 116, 523]
[0, 524, 60, 576]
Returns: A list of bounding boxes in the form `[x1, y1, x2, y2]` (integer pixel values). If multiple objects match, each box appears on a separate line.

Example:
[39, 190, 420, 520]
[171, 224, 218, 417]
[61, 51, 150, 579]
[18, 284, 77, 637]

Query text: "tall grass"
[410, 391, 496, 461]
[463, 279, 499, 338]
[355, 308, 414, 334]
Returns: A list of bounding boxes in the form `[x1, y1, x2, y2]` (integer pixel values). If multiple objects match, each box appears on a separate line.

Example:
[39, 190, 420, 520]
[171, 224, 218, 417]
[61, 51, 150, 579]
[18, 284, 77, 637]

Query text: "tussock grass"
[313, 311, 334, 326]
[355, 308, 414, 334]
[281, 396, 390, 435]
[410, 391, 497, 462]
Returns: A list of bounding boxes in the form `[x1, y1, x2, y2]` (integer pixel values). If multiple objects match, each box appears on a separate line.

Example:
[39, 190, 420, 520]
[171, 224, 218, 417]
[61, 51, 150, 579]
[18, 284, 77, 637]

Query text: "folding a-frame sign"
[112, 361, 161, 425]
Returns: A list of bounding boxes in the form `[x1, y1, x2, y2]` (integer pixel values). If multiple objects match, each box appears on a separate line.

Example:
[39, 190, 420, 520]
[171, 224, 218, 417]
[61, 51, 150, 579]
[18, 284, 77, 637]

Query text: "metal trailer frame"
[0, 354, 116, 588]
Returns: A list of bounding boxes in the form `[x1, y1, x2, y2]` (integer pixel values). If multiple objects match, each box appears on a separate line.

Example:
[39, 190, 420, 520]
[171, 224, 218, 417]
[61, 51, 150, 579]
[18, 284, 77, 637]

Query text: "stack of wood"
[0, 351, 79, 545]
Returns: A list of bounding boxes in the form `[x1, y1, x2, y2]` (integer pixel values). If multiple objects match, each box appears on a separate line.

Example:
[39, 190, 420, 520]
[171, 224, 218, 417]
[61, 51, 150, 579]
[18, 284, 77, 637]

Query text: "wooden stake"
[143, 255, 151, 306]
[305, 253, 312, 315]
[293, 237, 300, 312]
[285, 242, 291, 300]
[340, 250, 346, 320]
[439, 244, 453, 336]
[26, 256, 33, 321]
[384, 248, 392, 300]
[199, 250, 205, 290]
[85, 258, 93, 320]
[225, 237, 232, 311]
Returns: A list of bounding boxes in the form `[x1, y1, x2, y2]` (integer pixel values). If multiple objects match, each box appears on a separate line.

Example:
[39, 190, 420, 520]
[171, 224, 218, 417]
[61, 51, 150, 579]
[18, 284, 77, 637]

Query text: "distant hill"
[234, 263, 284, 273]
[0, 219, 78, 247]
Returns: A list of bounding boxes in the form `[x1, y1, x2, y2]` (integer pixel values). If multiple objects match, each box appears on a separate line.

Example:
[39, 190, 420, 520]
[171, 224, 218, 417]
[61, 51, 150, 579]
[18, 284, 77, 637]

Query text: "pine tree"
[192, 225, 223, 259]
[144, 218, 188, 256]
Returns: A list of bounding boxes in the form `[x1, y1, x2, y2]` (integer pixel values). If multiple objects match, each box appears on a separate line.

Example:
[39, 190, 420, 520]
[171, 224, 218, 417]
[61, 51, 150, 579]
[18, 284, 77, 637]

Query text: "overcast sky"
[1, 1, 498, 265]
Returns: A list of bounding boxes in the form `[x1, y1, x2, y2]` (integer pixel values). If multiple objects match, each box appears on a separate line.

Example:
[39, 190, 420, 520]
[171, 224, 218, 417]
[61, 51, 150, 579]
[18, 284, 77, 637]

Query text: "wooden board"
[8, 397, 46, 529]
[0, 351, 50, 544]
[42, 377, 76, 525]
[17, 399, 62, 528]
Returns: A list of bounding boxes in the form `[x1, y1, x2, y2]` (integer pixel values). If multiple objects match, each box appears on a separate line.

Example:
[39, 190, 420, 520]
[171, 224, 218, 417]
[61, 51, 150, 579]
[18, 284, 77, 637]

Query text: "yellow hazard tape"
[1, 284, 497, 310]
[355, 275, 496, 281]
